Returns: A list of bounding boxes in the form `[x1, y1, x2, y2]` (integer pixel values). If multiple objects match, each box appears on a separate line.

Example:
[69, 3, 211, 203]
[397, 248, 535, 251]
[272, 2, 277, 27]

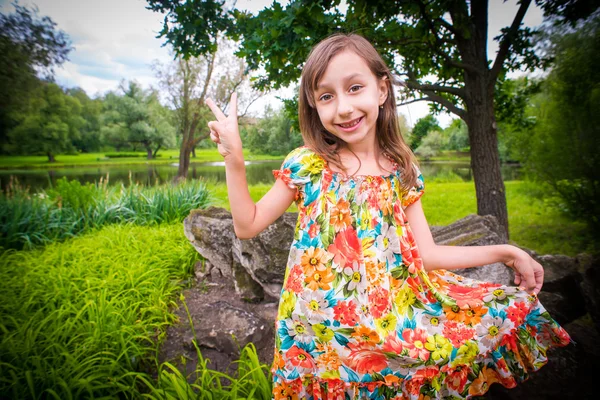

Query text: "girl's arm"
[405, 199, 544, 294]
[224, 154, 296, 239]
[206, 94, 296, 239]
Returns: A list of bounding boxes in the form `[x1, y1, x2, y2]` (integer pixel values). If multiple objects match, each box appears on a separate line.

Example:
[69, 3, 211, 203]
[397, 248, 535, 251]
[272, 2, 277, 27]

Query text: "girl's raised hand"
[206, 93, 242, 160]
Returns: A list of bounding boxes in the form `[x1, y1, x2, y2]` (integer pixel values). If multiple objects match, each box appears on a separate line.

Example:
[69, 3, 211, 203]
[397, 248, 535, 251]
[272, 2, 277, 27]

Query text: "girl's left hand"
[504, 246, 544, 295]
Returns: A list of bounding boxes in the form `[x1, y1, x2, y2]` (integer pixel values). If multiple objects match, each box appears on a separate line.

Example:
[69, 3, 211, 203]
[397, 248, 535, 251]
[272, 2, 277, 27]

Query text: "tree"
[152, 41, 262, 180]
[243, 105, 304, 155]
[0, 4, 71, 149]
[67, 87, 103, 153]
[415, 130, 445, 161]
[525, 14, 600, 232]
[6, 82, 83, 162]
[101, 81, 176, 159]
[410, 114, 441, 150]
[443, 119, 469, 152]
[147, 0, 598, 239]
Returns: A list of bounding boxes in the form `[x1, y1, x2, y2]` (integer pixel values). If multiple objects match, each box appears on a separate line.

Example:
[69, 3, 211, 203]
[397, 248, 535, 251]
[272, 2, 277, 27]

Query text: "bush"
[0, 177, 213, 249]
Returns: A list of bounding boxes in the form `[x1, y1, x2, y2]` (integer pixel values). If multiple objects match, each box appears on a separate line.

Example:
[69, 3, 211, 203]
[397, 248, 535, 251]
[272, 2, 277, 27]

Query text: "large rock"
[184, 207, 265, 301]
[431, 214, 513, 285]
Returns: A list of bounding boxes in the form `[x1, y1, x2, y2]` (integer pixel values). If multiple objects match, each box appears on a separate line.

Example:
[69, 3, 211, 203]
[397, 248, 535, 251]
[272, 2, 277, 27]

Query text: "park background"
[0, 0, 598, 398]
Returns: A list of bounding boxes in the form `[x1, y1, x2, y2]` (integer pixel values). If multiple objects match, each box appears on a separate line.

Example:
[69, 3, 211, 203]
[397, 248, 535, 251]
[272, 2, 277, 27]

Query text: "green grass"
[0, 177, 213, 249]
[0, 149, 280, 170]
[0, 224, 273, 399]
[0, 224, 197, 398]
[208, 180, 593, 256]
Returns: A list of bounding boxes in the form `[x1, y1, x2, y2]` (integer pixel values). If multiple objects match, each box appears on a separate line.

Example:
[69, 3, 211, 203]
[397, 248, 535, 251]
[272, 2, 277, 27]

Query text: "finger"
[228, 92, 238, 118]
[514, 273, 521, 285]
[208, 121, 220, 133]
[206, 98, 227, 122]
[210, 130, 220, 144]
[534, 269, 544, 295]
[522, 270, 536, 293]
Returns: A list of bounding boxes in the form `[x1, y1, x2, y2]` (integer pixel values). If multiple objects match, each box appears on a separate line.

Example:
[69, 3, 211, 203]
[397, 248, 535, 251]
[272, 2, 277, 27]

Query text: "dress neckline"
[310, 147, 400, 181]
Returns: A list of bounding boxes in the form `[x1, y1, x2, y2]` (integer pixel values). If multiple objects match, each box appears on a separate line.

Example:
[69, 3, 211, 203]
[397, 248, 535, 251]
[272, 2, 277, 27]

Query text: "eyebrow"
[316, 73, 364, 91]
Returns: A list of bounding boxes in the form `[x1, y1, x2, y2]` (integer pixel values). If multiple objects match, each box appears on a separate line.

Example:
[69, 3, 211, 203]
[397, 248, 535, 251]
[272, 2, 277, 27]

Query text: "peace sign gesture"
[206, 93, 242, 160]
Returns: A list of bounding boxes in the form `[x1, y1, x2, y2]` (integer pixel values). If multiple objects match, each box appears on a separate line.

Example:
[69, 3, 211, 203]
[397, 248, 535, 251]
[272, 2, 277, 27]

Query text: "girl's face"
[313, 50, 388, 148]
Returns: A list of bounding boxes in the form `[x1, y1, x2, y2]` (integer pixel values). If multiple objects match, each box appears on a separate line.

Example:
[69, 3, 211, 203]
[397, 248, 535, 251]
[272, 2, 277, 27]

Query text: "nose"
[337, 94, 353, 116]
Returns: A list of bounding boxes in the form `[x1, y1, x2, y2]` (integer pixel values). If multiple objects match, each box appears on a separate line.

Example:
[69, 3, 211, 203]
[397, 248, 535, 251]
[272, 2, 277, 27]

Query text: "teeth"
[340, 118, 360, 128]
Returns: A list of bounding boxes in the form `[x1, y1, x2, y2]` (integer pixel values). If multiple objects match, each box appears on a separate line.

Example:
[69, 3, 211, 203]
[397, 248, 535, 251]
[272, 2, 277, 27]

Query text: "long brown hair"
[298, 33, 418, 190]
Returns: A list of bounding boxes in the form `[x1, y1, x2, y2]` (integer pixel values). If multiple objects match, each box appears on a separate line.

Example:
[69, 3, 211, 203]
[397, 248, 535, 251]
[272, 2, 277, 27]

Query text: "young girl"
[206, 33, 572, 400]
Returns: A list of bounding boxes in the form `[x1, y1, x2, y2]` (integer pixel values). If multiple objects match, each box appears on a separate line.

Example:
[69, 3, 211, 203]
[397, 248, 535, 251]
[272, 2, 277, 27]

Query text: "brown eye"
[350, 85, 362, 92]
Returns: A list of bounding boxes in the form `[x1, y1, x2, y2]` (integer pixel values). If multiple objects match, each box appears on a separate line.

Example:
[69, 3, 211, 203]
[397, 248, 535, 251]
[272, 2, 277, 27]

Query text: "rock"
[578, 253, 600, 334]
[192, 301, 271, 356]
[484, 315, 598, 400]
[534, 254, 586, 325]
[230, 212, 298, 299]
[431, 214, 513, 285]
[158, 282, 276, 376]
[184, 207, 265, 300]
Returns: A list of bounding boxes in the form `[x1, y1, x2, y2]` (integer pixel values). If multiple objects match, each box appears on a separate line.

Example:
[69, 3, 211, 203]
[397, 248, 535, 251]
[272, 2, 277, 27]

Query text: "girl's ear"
[379, 76, 389, 106]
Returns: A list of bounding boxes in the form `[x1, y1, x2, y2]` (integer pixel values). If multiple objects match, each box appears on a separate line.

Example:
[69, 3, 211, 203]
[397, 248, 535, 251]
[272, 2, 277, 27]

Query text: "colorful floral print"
[271, 146, 572, 399]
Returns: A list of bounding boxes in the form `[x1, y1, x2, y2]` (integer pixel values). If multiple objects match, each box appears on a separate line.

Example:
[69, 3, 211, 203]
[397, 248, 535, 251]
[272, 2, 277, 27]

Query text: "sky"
[1, 0, 544, 127]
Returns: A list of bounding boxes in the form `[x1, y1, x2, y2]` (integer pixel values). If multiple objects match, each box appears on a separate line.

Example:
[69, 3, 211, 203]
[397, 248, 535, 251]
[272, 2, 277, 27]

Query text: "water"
[0, 160, 522, 192]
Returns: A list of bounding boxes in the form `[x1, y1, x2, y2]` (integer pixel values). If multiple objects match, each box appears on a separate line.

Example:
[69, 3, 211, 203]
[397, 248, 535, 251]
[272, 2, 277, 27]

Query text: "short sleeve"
[272, 146, 324, 192]
[401, 163, 425, 210]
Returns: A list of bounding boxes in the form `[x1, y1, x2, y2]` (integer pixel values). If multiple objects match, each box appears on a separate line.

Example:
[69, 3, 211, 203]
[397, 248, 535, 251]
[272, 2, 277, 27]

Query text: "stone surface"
[230, 212, 298, 299]
[431, 214, 513, 285]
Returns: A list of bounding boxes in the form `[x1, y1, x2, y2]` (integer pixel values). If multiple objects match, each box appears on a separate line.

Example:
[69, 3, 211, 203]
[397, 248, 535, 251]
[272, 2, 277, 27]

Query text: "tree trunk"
[47, 152, 56, 163]
[145, 143, 153, 160]
[153, 144, 161, 159]
[192, 147, 197, 158]
[177, 140, 193, 181]
[464, 81, 509, 242]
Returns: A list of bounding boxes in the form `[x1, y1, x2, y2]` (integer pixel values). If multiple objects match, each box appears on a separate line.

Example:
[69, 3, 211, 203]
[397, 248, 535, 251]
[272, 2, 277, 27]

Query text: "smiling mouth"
[337, 117, 363, 128]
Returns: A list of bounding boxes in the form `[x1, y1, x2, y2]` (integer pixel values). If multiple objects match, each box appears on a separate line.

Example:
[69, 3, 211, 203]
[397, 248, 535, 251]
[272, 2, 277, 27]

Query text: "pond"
[0, 160, 522, 192]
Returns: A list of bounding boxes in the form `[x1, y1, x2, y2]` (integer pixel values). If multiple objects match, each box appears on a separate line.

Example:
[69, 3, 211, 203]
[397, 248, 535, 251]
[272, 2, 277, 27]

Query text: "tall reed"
[0, 176, 213, 249]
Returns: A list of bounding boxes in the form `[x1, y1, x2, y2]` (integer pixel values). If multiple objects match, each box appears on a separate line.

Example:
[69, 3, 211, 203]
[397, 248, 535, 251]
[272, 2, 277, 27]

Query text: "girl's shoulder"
[273, 146, 326, 189]
[281, 146, 326, 173]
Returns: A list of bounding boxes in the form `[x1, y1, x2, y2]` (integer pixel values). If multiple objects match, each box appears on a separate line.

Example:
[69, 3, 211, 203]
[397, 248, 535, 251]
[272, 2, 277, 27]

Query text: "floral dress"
[271, 146, 571, 400]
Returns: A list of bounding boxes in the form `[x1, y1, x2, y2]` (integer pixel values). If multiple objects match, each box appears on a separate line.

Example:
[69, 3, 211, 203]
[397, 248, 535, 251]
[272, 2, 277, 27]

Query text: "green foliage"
[523, 15, 600, 233]
[0, 177, 212, 249]
[0, 4, 71, 145]
[441, 119, 469, 152]
[242, 106, 303, 156]
[67, 87, 104, 153]
[0, 223, 200, 399]
[144, 342, 272, 399]
[5, 82, 84, 161]
[410, 114, 440, 150]
[101, 81, 176, 158]
[495, 77, 541, 163]
[415, 130, 445, 160]
[46, 177, 99, 211]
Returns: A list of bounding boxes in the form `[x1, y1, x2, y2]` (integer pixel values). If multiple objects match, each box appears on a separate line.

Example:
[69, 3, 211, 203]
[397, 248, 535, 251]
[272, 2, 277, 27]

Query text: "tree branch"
[404, 80, 466, 99]
[415, 0, 477, 74]
[422, 91, 466, 119]
[490, 0, 532, 81]
[398, 97, 432, 106]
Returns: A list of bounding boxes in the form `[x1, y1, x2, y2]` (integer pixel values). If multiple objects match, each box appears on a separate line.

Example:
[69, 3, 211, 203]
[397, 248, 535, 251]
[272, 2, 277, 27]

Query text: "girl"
[206, 33, 572, 400]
